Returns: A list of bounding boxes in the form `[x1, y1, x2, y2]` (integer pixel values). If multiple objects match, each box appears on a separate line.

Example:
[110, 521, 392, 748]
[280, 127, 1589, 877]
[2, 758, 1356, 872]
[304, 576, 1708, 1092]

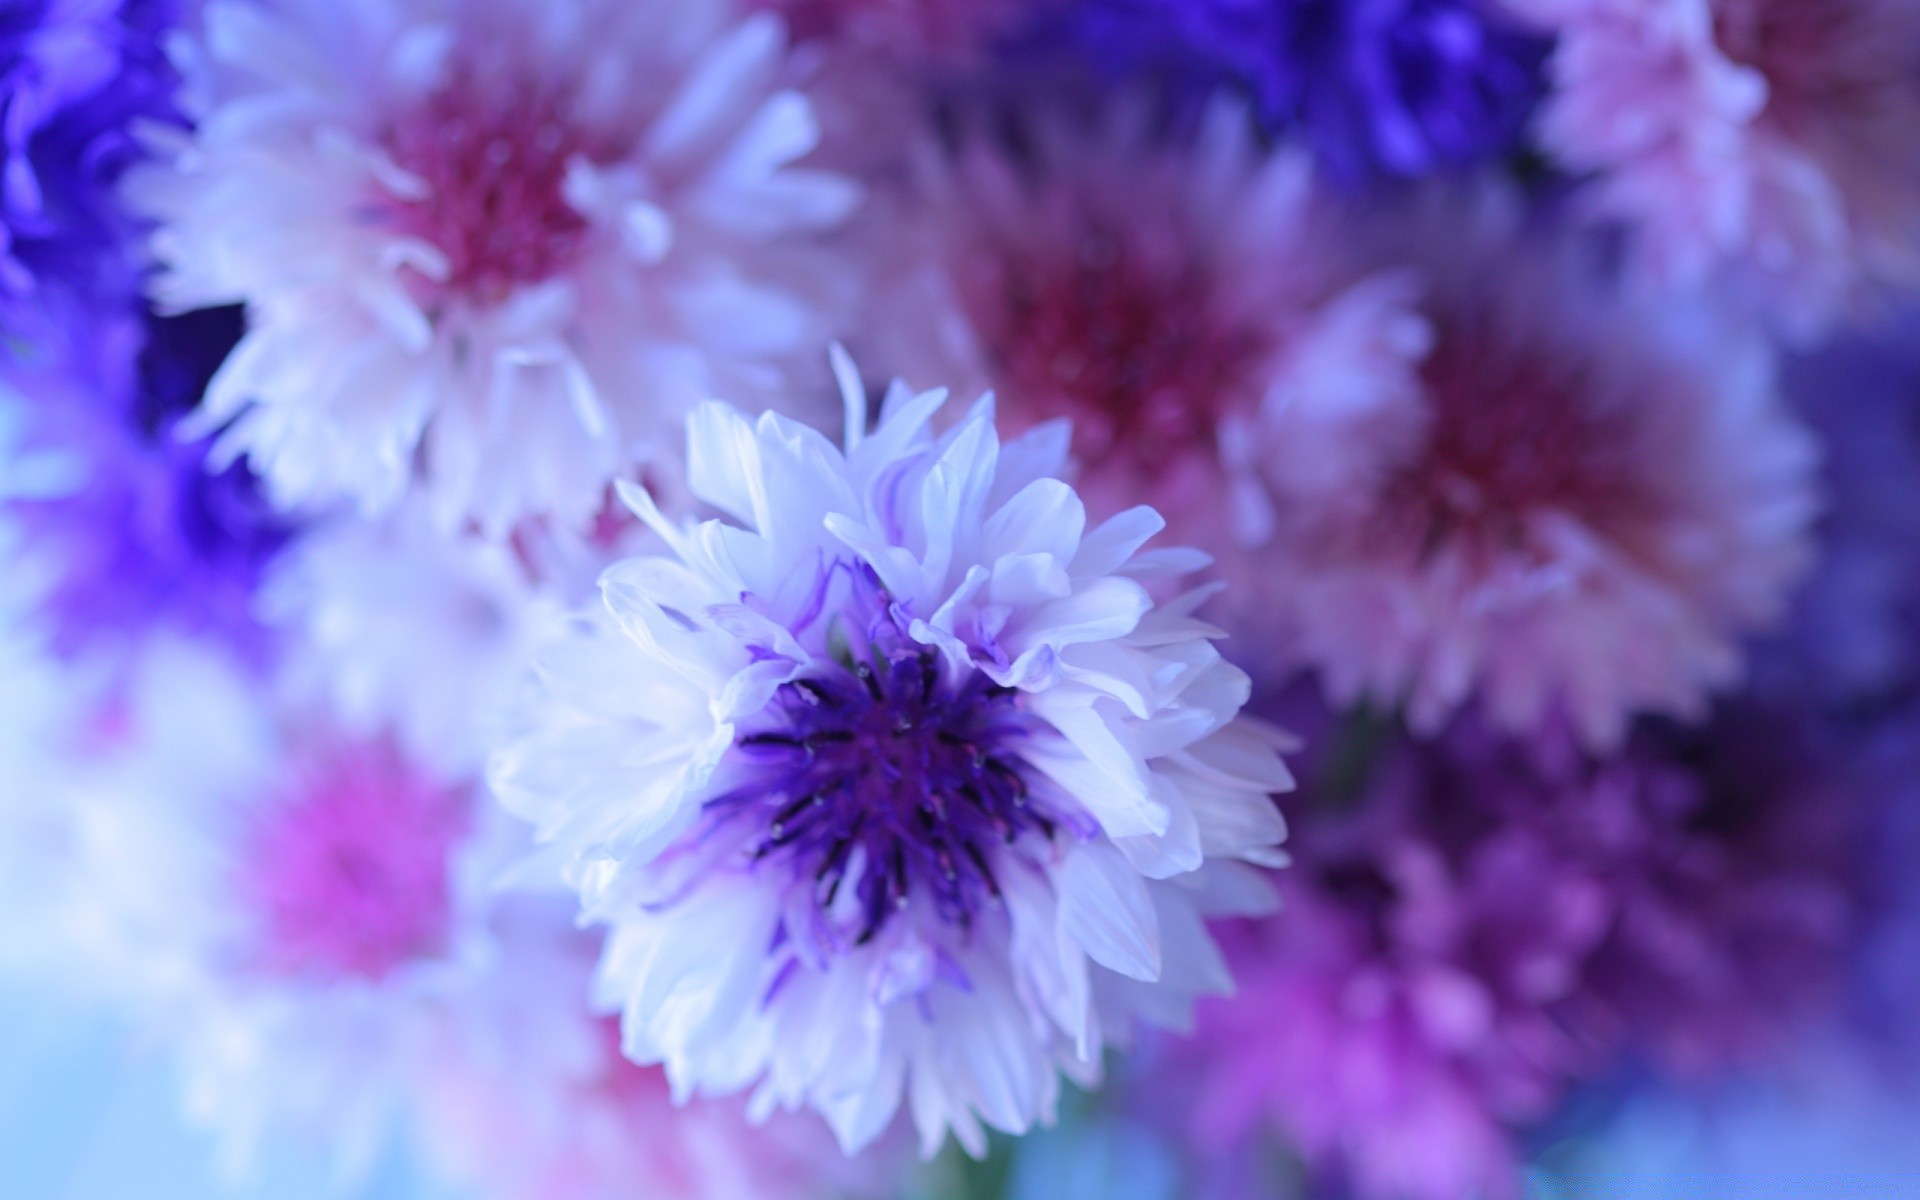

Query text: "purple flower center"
[238, 737, 470, 982]
[714, 633, 1050, 946]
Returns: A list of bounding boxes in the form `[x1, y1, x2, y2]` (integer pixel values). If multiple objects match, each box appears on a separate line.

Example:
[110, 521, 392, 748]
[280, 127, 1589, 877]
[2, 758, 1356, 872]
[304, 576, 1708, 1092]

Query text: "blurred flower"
[0, 304, 294, 664]
[237, 731, 470, 985]
[1056, 0, 1548, 184]
[1254, 193, 1817, 748]
[492, 354, 1294, 1156]
[860, 118, 1809, 748]
[0, 0, 177, 323]
[856, 100, 1431, 622]
[1520, 0, 1920, 342]
[1169, 701, 1854, 1200]
[129, 0, 858, 535]
[28, 641, 493, 1175]
[412, 902, 901, 1200]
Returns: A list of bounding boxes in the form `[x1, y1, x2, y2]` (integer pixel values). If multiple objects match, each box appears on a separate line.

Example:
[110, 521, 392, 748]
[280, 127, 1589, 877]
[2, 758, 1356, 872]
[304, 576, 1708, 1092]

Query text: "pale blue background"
[9, 972, 1920, 1200]
[0, 980, 456, 1200]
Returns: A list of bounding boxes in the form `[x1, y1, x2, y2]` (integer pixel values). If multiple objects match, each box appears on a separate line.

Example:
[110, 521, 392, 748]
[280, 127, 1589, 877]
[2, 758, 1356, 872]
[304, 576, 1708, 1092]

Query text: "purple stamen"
[708, 570, 1050, 946]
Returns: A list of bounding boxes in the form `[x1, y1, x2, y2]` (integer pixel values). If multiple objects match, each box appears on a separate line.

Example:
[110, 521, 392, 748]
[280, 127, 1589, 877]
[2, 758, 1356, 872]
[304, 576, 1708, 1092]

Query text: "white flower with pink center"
[1255, 195, 1819, 749]
[131, 0, 858, 534]
[1516, 0, 1920, 341]
[491, 352, 1295, 1156]
[854, 102, 1431, 624]
[44, 641, 492, 1173]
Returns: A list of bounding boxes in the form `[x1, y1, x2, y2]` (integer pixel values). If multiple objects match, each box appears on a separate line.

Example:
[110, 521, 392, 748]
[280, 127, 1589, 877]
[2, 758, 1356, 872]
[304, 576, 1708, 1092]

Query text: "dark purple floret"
[1054, 0, 1549, 184]
[1, 0, 180, 322]
[711, 598, 1049, 946]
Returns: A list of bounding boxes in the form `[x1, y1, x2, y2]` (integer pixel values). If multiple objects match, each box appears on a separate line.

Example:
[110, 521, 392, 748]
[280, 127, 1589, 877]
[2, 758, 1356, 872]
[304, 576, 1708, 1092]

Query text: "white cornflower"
[131, 0, 858, 534]
[492, 351, 1295, 1156]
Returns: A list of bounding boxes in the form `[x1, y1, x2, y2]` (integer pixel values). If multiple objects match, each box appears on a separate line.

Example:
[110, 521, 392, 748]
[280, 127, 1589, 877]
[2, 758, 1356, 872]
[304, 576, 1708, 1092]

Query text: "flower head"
[1251, 193, 1817, 748]
[857, 101, 1431, 613]
[131, 0, 858, 534]
[1520, 0, 1920, 341]
[1, 0, 177, 319]
[492, 352, 1294, 1155]
[1165, 699, 1855, 1200]
[1056, 0, 1548, 184]
[38, 640, 496, 1173]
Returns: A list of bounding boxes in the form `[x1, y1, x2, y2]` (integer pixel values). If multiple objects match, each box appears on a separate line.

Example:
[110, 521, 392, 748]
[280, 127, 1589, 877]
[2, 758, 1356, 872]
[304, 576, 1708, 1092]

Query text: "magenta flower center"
[239, 737, 469, 981]
[966, 221, 1265, 475]
[1714, 0, 1854, 118]
[382, 63, 613, 306]
[1373, 312, 1668, 562]
[709, 620, 1047, 945]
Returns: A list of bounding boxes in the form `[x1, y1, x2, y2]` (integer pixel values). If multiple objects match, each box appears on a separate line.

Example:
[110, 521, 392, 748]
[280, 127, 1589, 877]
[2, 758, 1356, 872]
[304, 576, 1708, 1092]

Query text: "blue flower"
[1060, 0, 1548, 184]
[1, 0, 178, 321]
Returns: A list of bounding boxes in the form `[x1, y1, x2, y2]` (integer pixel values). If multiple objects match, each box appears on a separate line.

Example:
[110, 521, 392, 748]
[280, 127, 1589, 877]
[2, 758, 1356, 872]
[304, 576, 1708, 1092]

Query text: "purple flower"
[4, 303, 295, 661]
[1160, 698, 1855, 1200]
[1057, 0, 1549, 183]
[1, 0, 178, 321]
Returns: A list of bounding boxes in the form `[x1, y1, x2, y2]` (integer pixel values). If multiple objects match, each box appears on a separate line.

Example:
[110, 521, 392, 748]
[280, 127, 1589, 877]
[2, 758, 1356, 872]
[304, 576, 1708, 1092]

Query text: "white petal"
[1055, 840, 1161, 982]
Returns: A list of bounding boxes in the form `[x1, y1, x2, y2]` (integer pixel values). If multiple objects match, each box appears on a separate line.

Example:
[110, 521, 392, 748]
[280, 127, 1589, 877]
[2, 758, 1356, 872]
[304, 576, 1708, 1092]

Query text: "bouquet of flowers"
[5, 1, 1918, 1196]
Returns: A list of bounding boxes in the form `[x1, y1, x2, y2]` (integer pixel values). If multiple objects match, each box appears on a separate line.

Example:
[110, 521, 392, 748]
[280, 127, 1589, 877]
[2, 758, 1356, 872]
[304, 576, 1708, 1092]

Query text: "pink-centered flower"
[237, 733, 470, 983]
[1252, 193, 1818, 748]
[130, 0, 857, 534]
[34, 640, 491, 1174]
[855, 100, 1430, 622]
